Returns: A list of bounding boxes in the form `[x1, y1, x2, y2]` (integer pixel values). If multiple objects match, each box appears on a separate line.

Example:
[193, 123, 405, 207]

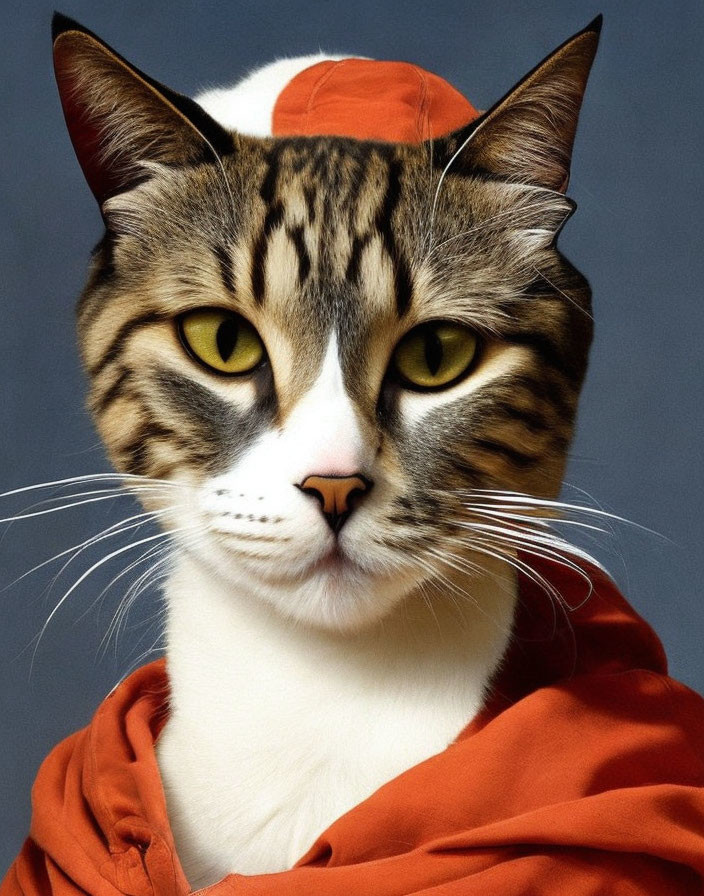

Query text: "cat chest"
[156, 682, 484, 880]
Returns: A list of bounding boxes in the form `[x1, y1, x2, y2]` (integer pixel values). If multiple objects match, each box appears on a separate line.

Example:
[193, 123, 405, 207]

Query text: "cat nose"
[297, 474, 373, 534]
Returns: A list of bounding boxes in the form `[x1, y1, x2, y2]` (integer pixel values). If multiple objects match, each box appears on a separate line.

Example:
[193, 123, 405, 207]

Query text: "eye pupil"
[392, 321, 478, 391]
[424, 328, 443, 376]
[216, 318, 239, 361]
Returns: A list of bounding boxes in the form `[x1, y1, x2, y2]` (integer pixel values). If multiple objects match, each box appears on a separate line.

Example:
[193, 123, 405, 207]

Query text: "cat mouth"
[305, 542, 364, 580]
[213, 539, 361, 586]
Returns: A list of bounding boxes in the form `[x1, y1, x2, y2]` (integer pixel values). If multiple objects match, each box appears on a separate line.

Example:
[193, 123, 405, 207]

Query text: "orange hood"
[4, 555, 704, 895]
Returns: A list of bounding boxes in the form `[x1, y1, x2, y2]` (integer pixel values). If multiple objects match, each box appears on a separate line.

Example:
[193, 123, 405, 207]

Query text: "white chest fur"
[156, 554, 517, 888]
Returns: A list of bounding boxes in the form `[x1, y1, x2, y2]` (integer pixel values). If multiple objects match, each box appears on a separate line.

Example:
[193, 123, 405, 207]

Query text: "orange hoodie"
[4, 55, 704, 896]
[3, 555, 704, 895]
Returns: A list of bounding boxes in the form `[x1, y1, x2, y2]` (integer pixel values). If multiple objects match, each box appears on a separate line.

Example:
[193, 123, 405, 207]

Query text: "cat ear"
[435, 17, 601, 192]
[52, 13, 234, 207]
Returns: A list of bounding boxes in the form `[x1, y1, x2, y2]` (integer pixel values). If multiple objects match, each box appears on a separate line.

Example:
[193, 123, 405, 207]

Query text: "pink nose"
[297, 474, 372, 533]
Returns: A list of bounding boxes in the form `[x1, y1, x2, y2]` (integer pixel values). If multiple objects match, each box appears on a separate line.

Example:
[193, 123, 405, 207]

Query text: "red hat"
[272, 58, 479, 142]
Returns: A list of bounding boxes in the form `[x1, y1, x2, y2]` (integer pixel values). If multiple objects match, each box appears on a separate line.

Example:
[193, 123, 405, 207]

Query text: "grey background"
[1, 0, 702, 868]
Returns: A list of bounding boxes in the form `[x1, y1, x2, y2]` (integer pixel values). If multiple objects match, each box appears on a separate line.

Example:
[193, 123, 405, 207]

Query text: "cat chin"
[181, 537, 423, 633]
[271, 565, 421, 633]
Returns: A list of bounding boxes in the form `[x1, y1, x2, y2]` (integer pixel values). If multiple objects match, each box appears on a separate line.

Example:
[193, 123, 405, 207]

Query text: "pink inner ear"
[54, 43, 121, 204]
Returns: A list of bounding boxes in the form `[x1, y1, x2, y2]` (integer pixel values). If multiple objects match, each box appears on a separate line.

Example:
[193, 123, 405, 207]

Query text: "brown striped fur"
[53, 14, 599, 596]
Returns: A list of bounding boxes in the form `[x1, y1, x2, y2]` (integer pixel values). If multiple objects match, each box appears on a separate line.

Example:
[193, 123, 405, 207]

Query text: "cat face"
[54, 17, 598, 630]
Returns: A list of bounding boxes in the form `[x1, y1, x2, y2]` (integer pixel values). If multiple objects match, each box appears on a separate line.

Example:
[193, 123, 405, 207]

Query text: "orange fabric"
[272, 59, 479, 142]
[4, 556, 704, 895]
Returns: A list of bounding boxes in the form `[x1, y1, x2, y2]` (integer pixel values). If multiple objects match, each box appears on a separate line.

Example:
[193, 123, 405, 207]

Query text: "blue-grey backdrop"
[1, 0, 702, 868]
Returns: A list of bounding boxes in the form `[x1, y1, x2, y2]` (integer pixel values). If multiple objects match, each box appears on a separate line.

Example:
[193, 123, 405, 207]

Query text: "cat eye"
[392, 321, 479, 390]
[178, 308, 265, 376]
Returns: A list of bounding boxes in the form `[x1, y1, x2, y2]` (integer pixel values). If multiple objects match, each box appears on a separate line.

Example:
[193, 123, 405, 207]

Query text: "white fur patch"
[155, 326, 518, 886]
[157, 550, 516, 885]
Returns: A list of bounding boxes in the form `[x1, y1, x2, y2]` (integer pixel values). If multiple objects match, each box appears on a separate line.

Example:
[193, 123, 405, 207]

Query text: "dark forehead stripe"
[286, 224, 311, 285]
[375, 156, 413, 316]
[250, 145, 285, 306]
[302, 182, 316, 223]
[345, 232, 372, 283]
[247, 138, 415, 316]
[214, 244, 236, 294]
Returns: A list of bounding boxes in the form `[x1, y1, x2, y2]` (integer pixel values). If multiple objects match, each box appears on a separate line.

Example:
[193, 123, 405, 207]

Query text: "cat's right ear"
[52, 13, 234, 209]
[432, 17, 601, 193]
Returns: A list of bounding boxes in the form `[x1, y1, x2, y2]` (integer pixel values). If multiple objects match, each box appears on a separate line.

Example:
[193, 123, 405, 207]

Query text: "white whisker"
[530, 265, 593, 320]
[98, 546, 174, 660]
[456, 527, 595, 603]
[0, 485, 175, 524]
[1, 508, 169, 594]
[78, 539, 170, 628]
[29, 522, 200, 678]
[460, 487, 664, 537]
[0, 472, 181, 502]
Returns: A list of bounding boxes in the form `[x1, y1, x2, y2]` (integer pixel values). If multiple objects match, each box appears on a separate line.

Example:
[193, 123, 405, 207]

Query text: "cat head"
[52, 15, 599, 631]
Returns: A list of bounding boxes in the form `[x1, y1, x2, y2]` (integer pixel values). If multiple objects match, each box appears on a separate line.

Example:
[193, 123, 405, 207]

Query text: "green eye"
[179, 309, 265, 375]
[393, 321, 478, 390]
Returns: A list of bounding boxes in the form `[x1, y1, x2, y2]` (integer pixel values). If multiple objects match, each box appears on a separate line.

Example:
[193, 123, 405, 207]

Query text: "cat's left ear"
[434, 17, 602, 192]
[52, 13, 234, 208]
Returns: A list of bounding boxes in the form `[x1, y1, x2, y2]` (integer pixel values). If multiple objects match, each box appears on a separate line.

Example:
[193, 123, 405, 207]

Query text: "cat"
[36, 12, 600, 889]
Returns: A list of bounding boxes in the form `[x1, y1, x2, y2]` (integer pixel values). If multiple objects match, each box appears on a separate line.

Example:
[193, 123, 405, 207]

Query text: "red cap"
[272, 58, 479, 143]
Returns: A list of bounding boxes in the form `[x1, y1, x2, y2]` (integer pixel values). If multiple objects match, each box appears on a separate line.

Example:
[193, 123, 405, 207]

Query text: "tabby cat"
[50, 13, 598, 887]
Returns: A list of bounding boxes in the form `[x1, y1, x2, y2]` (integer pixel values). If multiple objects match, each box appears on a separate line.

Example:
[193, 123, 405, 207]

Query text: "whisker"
[423, 206, 526, 262]
[462, 538, 564, 606]
[77, 539, 171, 628]
[530, 265, 593, 320]
[98, 546, 174, 660]
[1, 508, 169, 594]
[28, 522, 200, 678]
[423, 124, 479, 257]
[413, 547, 519, 637]
[117, 579, 170, 661]
[454, 526, 595, 604]
[459, 487, 665, 538]
[0, 485, 176, 525]
[461, 505, 610, 535]
[422, 538, 561, 640]
[119, 630, 167, 681]
[0, 472, 182, 502]
[41, 508, 177, 600]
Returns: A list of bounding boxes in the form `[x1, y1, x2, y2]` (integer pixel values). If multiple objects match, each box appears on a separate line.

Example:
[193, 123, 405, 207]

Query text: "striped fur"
[83, 136, 589, 504]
